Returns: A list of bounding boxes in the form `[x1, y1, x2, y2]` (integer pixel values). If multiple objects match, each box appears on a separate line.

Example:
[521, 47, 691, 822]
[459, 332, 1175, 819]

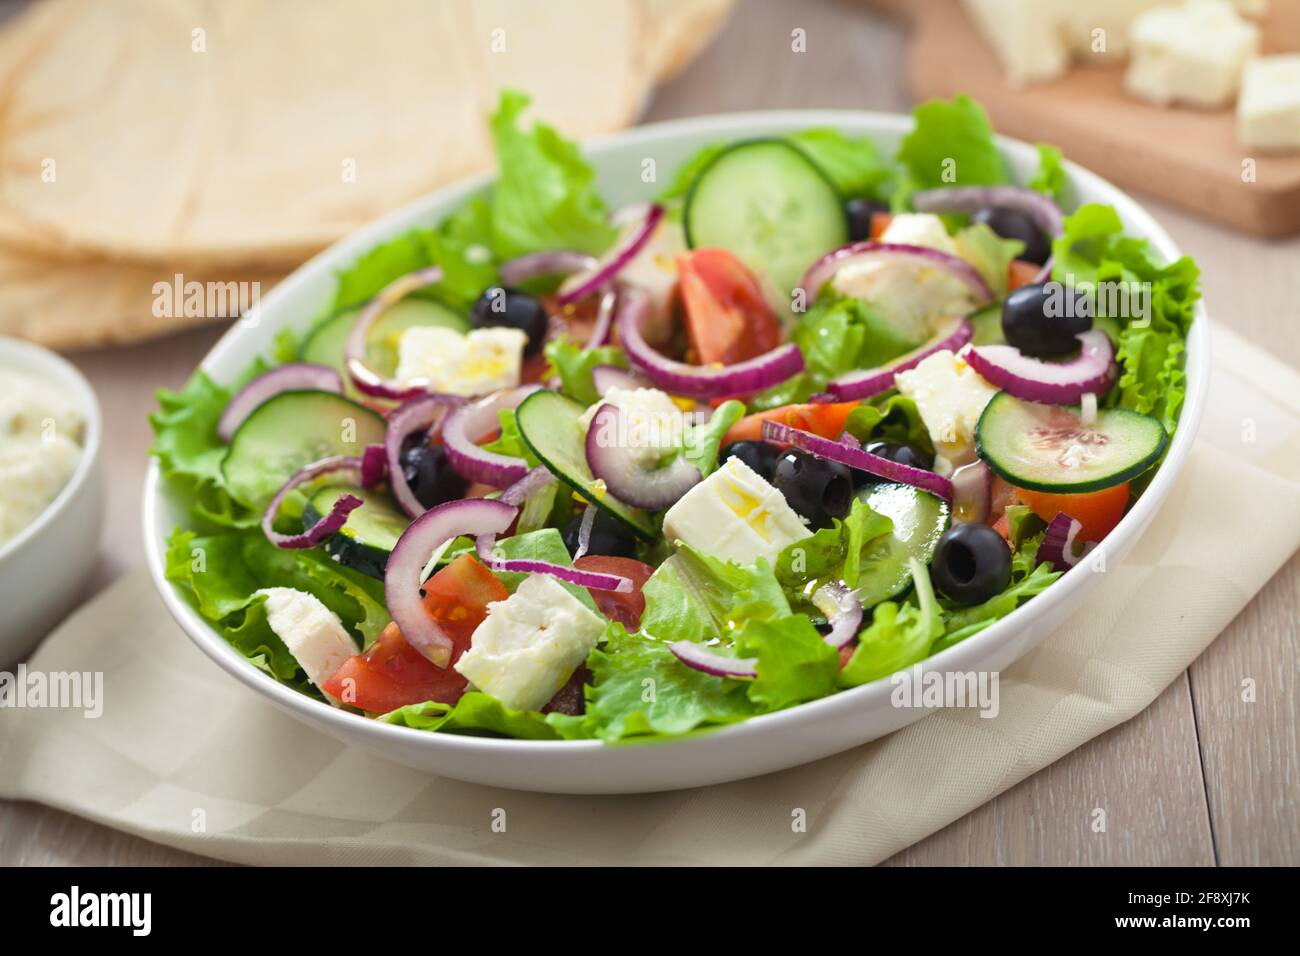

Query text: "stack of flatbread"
[0, 0, 733, 349]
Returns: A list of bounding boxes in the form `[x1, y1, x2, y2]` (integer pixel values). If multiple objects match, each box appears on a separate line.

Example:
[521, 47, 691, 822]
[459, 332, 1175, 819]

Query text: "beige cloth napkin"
[1, 326, 1297, 866]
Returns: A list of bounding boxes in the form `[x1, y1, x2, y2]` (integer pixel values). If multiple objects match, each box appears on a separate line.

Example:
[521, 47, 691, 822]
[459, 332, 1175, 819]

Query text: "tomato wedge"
[1007, 259, 1041, 292]
[322, 554, 507, 712]
[724, 400, 860, 445]
[677, 248, 781, 366]
[869, 211, 893, 240]
[573, 555, 654, 631]
[1016, 482, 1130, 543]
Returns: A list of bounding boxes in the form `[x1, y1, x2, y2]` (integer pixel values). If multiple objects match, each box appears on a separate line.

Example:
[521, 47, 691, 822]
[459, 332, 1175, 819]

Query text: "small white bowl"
[143, 110, 1209, 793]
[0, 337, 104, 665]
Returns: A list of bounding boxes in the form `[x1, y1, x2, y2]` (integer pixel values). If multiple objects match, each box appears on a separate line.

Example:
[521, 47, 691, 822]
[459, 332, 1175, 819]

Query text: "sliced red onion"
[822, 315, 973, 401]
[617, 287, 804, 399]
[963, 330, 1115, 405]
[217, 364, 342, 441]
[261, 455, 364, 550]
[584, 404, 701, 511]
[474, 535, 633, 593]
[558, 203, 664, 305]
[573, 506, 597, 561]
[360, 444, 387, 489]
[950, 460, 992, 524]
[591, 364, 650, 396]
[1039, 512, 1093, 572]
[812, 582, 863, 650]
[798, 241, 995, 305]
[441, 385, 540, 491]
[762, 420, 953, 501]
[345, 266, 445, 400]
[499, 251, 596, 287]
[585, 287, 618, 350]
[386, 498, 518, 667]
[498, 465, 556, 508]
[385, 393, 464, 518]
[668, 641, 757, 679]
[911, 185, 1064, 286]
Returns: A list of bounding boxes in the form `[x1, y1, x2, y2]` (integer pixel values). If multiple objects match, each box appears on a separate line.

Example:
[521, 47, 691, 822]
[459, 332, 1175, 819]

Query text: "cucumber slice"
[221, 390, 387, 510]
[856, 482, 951, 608]
[304, 485, 409, 579]
[684, 138, 847, 300]
[975, 391, 1167, 493]
[300, 297, 469, 378]
[514, 390, 656, 540]
[968, 303, 1005, 345]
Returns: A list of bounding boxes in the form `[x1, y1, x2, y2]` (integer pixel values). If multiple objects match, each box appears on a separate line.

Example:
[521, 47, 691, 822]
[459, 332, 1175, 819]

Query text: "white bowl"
[143, 110, 1209, 793]
[0, 337, 104, 665]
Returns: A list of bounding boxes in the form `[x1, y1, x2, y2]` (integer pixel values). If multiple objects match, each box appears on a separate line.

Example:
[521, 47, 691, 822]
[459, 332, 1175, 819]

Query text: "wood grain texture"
[0, 0, 1296, 866]
[870, 0, 1300, 237]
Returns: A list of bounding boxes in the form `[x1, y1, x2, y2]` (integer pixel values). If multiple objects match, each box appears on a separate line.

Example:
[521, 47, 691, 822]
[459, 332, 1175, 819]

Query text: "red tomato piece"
[676, 248, 781, 366]
[723, 401, 861, 446]
[573, 555, 655, 631]
[322, 554, 507, 712]
[1007, 259, 1041, 292]
[869, 211, 893, 241]
[1016, 482, 1131, 543]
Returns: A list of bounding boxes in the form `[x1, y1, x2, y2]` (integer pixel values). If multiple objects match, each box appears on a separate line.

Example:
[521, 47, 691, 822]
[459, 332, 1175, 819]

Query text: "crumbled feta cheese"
[257, 588, 359, 703]
[394, 325, 527, 396]
[893, 349, 999, 476]
[662, 456, 811, 566]
[1125, 0, 1259, 108]
[455, 573, 605, 712]
[1238, 55, 1300, 152]
[579, 386, 686, 469]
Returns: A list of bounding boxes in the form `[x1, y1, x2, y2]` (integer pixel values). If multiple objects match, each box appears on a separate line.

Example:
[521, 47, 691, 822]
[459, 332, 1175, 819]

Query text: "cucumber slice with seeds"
[304, 484, 409, 579]
[855, 482, 951, 608]
[975, 391, 1166, 493]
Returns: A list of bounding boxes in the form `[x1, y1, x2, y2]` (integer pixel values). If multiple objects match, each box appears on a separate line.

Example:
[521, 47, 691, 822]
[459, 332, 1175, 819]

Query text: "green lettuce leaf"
[736, 614, 839, 710]
[896, 95, 1009, 197]
[543, 338, 627, 405]
[639, 546, 789, 645]
[381, 692, 561, 740]
[488, 89, 617, 259]
[933, 560, 1059, 654]
[681, 399, 745, 478]
[775, 497, 893, 595]
[842, 392, 934, 456]
[840, 558, 944, 687]
[1029, 143, 1067, 202]
[954, 222, 1024, 298]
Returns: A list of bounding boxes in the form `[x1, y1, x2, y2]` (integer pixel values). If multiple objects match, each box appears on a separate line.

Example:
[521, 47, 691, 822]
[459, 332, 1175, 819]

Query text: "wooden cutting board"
[867, 0, 1300, 236]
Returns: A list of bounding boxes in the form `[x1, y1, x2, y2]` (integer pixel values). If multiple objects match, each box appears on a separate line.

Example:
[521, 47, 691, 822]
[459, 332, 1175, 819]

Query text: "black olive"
[721, 440, 784, 481]
[399, 440, 469, 510]
[771, 449, 853, 529]
[854, 442, 935, 489]
[1001, 282, 1093, 357]
[972, 205, 1052, 265]
[561, 508, 638, 559]
[931, 523, 1012, 606]
[470, 286, 549, 357]
[845, 197, 890, 242]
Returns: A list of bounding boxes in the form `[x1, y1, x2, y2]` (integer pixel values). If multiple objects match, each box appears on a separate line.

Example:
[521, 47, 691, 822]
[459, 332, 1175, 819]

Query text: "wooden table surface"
[2, 0, 1297, 866]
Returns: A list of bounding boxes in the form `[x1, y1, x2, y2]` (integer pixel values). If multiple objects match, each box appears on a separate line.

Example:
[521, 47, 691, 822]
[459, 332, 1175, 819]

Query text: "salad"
[152, 91, 1199, 743]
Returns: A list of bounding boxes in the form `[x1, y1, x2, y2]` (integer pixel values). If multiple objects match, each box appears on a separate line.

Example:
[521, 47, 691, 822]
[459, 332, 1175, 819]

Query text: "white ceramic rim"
[143, 108, 1210, 758]
[0, 336, 103, 566]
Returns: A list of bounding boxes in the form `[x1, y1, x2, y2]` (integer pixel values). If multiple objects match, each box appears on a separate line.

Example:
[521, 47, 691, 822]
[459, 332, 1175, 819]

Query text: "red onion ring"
[950, 460, 992, 524]
[668, 641, 757, 679]
[498, 465, 556, 508]
[762, 420, 954, 501]
[441, 385, 540, 490]
[385, 393, 465, 518]
[345, 266, 445, 400]
[962, 330, 1115, 405]
[360, 444, 387, 489]
[217, 363, 342, 442]
[812, 582, 863, 650]
[584, 403, 701, 510]
[617, 287, 805, 399]
[798, 241, 995, 305]
[499, 251, 596, 287]
[260, 455, 364, 550]
[1039, 512, 1093, 572]
[820, 315, 973, 401]
[473, 534, 633, 592]
[911, 185, 1064, 285]
[558, 203, 665, 305]
[585, 286, 619, 350]
[386, 498, 518, 667]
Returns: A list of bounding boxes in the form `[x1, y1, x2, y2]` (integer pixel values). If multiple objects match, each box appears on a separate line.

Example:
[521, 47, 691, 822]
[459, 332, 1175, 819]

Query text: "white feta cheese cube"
[394, 325, 527, 396]
[579, 386, 686, 469]
[454, 573, 605, 713]
[1125, 1, 1259, 108]
[963, 0, 1072, 85]
[257, 588, 358, 703]
[662, 456, 811, 567]
[1238, 55, 1300, 152]
[893, 349, 999, 476]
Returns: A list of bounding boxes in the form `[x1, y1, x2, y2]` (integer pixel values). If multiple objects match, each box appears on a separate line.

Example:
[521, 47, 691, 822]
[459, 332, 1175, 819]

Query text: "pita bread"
[0, 0, 733, 269]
